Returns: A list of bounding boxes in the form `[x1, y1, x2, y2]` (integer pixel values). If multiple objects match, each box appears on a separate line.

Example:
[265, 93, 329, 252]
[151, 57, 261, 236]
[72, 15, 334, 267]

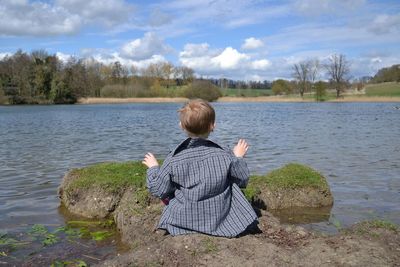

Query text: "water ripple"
[0, 103, 400, 230]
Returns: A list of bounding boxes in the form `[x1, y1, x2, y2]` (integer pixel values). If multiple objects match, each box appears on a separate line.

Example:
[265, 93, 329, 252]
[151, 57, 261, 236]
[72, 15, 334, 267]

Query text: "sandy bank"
[78, 96, 400, 104]
[327, 96, 400, 102]
[77, 97, 189, 104]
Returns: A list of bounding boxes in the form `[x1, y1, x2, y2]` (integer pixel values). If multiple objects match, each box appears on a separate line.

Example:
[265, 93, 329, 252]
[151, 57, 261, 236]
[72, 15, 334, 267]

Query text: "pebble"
[297, 230, 308, 237]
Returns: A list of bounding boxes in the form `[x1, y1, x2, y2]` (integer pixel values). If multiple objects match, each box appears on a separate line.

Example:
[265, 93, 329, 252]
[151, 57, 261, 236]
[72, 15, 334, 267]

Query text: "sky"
[0, 0, 399, 81]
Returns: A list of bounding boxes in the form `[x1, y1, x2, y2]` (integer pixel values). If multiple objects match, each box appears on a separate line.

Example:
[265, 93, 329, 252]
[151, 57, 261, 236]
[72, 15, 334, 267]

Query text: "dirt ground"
[97, 210, 400, 267]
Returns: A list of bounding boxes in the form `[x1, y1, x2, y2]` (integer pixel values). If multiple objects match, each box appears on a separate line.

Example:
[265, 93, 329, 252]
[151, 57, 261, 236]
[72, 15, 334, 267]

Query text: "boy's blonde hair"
[179, 99, 215, 136]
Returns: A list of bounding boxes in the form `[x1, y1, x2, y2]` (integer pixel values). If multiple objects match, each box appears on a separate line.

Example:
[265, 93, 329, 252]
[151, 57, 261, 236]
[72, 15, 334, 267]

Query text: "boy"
[142, 99, 257, 237]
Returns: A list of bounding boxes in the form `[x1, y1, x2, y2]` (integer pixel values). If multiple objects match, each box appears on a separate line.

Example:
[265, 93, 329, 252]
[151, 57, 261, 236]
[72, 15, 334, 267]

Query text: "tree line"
[0, 49, 202, 104]
[0, 49, 273, 104]
[0, 50, 397, 104]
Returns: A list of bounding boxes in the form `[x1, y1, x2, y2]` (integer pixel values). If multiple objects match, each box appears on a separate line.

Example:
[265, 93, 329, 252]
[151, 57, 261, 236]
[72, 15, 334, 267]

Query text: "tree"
[272, 79, 291, 95]
[371, 64, 400, 83]
[325, 54, 350, 98]
[0, 87, 7, 104]
[314, 81, 327, 101]
[183, 80, 222, 102]
[293, 60, 319, 98]
[160, 62, 174, 88]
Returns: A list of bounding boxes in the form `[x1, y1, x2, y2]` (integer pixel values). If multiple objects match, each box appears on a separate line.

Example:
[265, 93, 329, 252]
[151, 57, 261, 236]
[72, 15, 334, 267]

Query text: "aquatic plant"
[90, 231, 113, 241]
[29, 224, 59, 246]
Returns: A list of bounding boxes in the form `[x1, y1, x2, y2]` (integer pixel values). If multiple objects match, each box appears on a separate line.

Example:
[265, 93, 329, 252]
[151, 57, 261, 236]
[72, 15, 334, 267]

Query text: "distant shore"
[78, 96, 400, 104]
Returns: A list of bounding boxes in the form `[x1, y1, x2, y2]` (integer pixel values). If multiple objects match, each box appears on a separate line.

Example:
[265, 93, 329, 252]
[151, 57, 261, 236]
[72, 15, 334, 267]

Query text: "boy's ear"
[210, 122, 216, 132]
[179, 121, 184, 130]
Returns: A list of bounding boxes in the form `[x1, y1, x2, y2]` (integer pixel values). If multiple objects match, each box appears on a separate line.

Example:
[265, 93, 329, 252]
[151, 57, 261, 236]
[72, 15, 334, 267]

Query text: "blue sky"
[0, 0, 399, 81]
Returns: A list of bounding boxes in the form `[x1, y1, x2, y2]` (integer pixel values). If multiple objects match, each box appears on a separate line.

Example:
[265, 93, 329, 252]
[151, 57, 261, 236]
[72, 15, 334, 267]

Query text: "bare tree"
[293, 61, 310, 98]
[325, 54, 350, 98]
[293, 60, 320, 98]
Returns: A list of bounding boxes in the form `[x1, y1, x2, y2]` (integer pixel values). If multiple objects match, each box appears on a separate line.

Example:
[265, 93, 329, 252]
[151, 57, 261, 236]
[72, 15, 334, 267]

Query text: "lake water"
[1, 102, 399, 238]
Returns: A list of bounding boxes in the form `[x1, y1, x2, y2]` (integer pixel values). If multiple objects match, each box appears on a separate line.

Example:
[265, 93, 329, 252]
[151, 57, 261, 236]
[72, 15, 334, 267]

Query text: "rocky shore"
[58, 161, 399, 266]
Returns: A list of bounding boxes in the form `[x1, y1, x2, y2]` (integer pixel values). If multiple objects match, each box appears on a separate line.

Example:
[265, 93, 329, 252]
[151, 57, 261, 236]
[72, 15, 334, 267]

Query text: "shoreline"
[77, 96, 400, 104]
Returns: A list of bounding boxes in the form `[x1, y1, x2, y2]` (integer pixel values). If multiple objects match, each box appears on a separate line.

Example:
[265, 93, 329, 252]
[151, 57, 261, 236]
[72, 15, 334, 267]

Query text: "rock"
[58, 172, 123, 218]
[244, 163, 334, 210]
[112, 187, 164, 246]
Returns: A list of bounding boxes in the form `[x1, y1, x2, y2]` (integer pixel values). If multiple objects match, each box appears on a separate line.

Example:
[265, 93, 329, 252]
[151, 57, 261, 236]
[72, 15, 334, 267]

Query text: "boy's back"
[147, 137, 258, 237]
[143, 99, 258, 237]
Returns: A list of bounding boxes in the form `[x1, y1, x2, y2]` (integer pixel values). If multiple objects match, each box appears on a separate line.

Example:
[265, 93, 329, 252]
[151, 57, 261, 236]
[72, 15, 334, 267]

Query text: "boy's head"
[179, 99, 215, 137]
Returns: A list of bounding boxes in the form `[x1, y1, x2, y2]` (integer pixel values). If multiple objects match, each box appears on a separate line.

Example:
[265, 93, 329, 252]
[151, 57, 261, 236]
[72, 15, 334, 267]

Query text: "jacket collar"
[172, 137, 222, 156]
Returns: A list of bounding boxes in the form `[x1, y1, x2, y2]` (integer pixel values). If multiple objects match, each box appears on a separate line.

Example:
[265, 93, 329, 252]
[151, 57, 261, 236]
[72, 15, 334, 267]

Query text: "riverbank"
[55, 161, 399, 266]
[77, 96, 400, 104]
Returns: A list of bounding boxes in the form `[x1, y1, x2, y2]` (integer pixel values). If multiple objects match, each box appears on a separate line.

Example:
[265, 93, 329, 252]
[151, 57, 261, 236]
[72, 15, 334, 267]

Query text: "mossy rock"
[243, 163, 333, 210]
[59, 161, 166, 247]
[58, 161, 151, 219]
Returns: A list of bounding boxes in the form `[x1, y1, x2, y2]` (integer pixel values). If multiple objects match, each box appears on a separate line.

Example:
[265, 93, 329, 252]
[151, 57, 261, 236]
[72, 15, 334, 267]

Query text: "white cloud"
[293, 0, 366, 16]
[211, 47, 249, 69]
[93, 52, 167, 69]
[0, 1, 81, 36]
[55, 0, 135, 27]
[368, 14, 400, 34]
[120, 32, 171, 60]
[56, 52, 73, 62]
[0, 52, 12, 60]
[242, 37, 264, 50]
[162, 0, 289, 30]
[180, 43, 212, 57]
[0, 0, 134, 36]
[251, 59, 271, 70]
[148, 8, 172, 27]
[179, 43, 271, 79]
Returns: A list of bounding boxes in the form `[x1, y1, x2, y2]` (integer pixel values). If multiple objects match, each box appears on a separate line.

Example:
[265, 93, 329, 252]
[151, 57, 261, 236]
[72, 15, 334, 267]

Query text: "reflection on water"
[270, 206, 332, 225]
[1, 102, 399, 234]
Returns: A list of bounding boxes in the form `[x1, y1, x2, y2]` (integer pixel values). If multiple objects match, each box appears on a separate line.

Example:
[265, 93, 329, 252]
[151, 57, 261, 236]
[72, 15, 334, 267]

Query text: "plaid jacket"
[146, 137, 257, 237]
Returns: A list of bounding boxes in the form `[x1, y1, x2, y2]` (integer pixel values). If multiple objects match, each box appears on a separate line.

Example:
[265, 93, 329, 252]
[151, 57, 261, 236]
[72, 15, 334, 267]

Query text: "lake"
[1, 102, 399, 261]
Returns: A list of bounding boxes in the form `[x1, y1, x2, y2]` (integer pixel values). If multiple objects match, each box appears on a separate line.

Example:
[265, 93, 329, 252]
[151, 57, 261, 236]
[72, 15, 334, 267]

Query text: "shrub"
[314, 81, 327, 101]
[183, 80, 222, 102]
[272, 79, 291, 95]
[0, 88, 8, 104]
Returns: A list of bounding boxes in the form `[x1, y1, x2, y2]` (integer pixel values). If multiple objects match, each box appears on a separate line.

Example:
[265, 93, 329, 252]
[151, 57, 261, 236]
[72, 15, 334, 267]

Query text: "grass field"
[221, 88, 272, 97]
[365, 82, 400, 96]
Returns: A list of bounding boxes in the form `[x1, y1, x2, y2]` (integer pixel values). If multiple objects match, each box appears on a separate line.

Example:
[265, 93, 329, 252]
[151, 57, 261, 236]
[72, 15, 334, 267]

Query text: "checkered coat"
[146, 137, 257, 237]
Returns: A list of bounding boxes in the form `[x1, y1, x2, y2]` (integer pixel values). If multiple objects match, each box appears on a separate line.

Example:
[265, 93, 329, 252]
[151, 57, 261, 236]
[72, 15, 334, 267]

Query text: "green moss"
[67, 161, 148, 193]
[242, 184, 261, 202]
[244, 163, 329, 200]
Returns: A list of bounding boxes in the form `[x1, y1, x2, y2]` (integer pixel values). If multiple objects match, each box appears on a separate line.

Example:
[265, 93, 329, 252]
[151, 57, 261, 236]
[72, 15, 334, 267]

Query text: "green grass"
[343, 219, 398, 236]
[221, 88, 272, 97]
[359, 220, 398, 232]
[67, 161, 148, 193]
[365, 82, 400, 96]
[243, 163, 329, 201]
[254, 163, 328, 190]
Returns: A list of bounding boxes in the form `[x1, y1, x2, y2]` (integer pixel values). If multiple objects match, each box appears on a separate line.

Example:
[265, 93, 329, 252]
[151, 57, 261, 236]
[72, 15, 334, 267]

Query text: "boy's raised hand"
[142, 153, 159, 168]
[233, 139, 249, 158]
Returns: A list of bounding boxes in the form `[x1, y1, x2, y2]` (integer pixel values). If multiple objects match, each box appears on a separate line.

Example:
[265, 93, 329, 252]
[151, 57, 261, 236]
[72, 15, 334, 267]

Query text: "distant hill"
[372, 64, 400, 83]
